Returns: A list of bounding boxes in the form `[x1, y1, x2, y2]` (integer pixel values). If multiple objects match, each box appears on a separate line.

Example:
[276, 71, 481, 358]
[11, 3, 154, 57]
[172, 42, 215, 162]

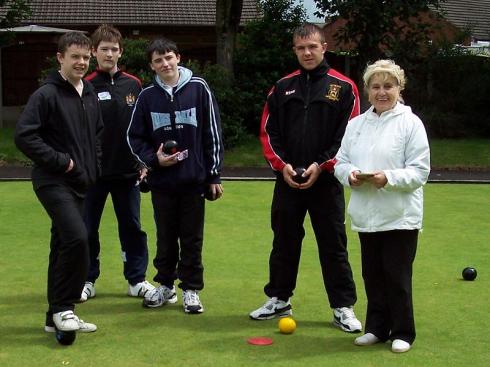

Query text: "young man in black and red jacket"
[250, 23, 362, 334]
[82, 25, 153, 302]
[15, 32, 102, 336]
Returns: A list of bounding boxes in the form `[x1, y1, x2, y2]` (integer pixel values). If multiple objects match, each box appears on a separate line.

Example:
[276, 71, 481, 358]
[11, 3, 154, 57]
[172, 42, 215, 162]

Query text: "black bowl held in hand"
[138, 177, 150, 193]
[163, 140, 178, 155]
[292, 167, 307, 184]
[205, 187, 217, 201]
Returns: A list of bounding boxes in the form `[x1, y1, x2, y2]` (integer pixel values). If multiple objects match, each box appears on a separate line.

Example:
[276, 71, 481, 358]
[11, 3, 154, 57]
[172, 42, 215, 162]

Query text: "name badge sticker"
[98, 91, 112, 100]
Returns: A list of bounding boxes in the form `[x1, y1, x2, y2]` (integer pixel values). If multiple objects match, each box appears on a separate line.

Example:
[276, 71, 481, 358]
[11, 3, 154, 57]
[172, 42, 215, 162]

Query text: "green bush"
[119, 38, 153, 85]
[185, 60, 247, 149]
[233, 0, 306, 134]
[406, 53, 490, 138]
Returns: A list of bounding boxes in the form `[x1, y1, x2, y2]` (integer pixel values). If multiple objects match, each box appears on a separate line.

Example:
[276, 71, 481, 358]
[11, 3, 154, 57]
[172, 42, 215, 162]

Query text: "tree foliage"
[234, 0, 306, 134]
[312, 1, 489, 138]
[0, 0, 31, 46]
[119, 38, 153, 85]
[313, 0, 444, 66]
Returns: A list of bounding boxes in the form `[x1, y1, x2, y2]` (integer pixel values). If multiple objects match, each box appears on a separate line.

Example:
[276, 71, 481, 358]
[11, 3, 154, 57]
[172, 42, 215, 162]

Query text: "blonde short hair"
[363, 59, 406, 91]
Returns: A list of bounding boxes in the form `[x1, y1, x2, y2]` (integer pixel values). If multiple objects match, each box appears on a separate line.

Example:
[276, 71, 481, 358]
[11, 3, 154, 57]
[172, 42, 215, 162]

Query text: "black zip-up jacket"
[260, 59, 360, 177]
[15, 70, 103, 195]
[85, 69, 142, 180]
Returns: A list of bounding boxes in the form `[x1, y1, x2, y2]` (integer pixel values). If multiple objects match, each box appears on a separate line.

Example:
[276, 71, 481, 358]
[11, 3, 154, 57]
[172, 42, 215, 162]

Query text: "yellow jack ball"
[278, 317, 296, 334]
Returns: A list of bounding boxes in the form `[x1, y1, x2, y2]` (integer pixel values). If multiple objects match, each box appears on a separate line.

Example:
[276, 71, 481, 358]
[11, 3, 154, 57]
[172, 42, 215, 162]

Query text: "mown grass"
[0, 181, 489, 366]
[428, 138, 490, 169]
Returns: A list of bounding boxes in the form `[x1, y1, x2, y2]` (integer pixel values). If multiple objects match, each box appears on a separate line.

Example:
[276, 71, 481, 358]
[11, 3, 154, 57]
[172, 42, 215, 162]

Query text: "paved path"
[1, 166, 490, 183]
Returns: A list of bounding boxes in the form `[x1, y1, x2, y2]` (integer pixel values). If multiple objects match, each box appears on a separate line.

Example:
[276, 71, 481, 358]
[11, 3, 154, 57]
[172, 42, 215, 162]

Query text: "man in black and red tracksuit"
[81, 25, 153, 302]
[250, 23, 362, 333]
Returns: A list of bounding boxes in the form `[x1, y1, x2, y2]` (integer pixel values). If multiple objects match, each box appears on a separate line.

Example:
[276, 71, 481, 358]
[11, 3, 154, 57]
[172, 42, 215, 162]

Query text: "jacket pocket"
[65, 162, 89, 190]
[177, 149, 205, 185]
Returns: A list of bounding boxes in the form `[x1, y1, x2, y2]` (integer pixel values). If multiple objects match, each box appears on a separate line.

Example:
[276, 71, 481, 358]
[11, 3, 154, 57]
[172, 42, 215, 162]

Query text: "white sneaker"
[333, 306, 362, 333]
[52, 310, 97, 332]
[249, 297, 292, 320]
[183, 290, 204, 314]
[128, 280, 155, 298]
[392, 339, 411, 353]
[142, 285, 177, 308]
[80, 282, 95, 302]
[354, 333, 380, 346]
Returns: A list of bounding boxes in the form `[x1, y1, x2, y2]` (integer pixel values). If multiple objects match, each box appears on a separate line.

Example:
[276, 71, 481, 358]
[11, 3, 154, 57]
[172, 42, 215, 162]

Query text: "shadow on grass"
[1, 291, 375, 361]
[0, 325, 73, 349]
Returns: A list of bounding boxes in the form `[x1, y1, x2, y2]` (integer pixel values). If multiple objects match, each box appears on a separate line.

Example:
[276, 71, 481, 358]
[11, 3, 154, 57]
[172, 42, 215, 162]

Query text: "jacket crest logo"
[126, 93, 136, 106]
[326, 84, 341, 101]
[285, 89, 296, 96]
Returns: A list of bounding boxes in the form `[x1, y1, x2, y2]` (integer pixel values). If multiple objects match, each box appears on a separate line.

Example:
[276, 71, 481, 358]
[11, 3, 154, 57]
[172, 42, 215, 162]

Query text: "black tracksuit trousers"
[359, 229, 418, 344]
[264, 178, 357, 308]
[35, 184, 89, 315]
[150, 190, 205, 291]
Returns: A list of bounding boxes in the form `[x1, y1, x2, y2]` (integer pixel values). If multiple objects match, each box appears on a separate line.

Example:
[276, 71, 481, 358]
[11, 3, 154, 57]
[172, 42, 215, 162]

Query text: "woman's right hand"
[349, 170, 364, 187]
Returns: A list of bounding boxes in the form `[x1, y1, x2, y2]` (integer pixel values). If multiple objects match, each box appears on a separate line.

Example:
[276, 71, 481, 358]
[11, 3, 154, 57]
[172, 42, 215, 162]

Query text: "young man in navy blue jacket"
[81, 25, 153, 302]
[128, 38, 223, 314]
[15, 32, 102, 335]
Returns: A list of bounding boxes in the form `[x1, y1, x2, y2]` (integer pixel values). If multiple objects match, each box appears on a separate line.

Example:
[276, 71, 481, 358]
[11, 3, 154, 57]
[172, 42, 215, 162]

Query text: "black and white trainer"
[183, 290, 204, 314]
[249, 297, 292, 320]
[80, 281, 95, 302]
[49, 310, 97, 332]
[333, 306, 362, 333]
[142, 285, 177, 308]
[128, 280, 155, 298]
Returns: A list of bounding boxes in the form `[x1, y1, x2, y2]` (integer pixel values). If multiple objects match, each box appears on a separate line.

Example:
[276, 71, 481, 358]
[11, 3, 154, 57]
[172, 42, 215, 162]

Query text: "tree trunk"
[216, 0, 243, 80]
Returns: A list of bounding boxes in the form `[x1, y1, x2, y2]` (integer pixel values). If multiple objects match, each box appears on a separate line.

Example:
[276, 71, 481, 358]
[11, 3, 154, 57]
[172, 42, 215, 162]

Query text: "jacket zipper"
[80, 97, 88, 175]
[301, 73, 311, 165]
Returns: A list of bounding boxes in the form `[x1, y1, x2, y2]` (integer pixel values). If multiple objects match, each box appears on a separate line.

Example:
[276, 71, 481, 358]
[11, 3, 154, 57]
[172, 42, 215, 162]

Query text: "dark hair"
[91, 24, 123, 49]
[58, 31, 91, 54]
[147, 37, 179, 63]
[293, 23, 325, 44]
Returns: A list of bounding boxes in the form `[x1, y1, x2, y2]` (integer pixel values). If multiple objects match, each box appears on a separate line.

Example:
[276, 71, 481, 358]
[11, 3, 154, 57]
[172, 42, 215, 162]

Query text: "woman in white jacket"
[335, 60, 430, 353]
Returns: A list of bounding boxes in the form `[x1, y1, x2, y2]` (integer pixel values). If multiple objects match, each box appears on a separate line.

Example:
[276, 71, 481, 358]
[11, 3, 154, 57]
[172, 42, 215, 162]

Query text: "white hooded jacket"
[334, 102, 430, 232]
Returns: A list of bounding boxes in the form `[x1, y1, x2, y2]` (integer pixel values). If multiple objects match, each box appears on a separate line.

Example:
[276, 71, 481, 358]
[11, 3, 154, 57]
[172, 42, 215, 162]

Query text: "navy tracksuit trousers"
[83, 178, 148, 285]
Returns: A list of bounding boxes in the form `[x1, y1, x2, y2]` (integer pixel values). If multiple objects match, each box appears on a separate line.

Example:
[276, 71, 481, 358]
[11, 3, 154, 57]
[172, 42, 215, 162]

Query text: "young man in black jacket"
[15, 32, 103, 335]
[81, 25, 153, 302]
[250, 23, 362, 333]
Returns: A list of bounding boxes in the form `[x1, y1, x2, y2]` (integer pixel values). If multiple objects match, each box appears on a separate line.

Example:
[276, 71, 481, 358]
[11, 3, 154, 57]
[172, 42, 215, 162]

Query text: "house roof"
[1, 0, 259, 27]
[437, 0, 490, 41]
[0, 25, 85, 33]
